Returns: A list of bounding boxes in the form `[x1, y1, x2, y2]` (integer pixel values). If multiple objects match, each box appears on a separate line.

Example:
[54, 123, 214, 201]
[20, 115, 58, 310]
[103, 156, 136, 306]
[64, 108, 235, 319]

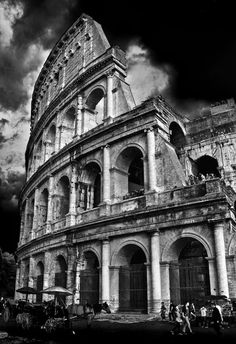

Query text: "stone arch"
[54, 255, 67, 288]
[111, 239, 149, 266]
[36, 261, 44, 302]
[45, 123, 56, 157]
[53, 175, 70, 220]
[162, 232, 213, 261]
[78, 161, 101, 210]
[84, 86, 105, 128]
[79, 249, 100, 304]
[35, 139, 43, 169]
[169, 121, 186, 157]
[38, 188, 49, 226]
[162, 234, 212, 306]
[112, 242, 148, 312]
[60, 106, 76, 148]
[112, 145, 145, 199]
[189, 154, 221, 179]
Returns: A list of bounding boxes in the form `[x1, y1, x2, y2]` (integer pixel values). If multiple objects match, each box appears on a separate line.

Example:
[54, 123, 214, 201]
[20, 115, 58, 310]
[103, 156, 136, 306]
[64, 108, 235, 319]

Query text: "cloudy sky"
[0, 0, 235, 252]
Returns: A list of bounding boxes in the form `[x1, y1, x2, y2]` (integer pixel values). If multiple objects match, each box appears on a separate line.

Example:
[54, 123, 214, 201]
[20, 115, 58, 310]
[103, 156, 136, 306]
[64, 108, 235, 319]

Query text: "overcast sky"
[0, 0, 235, 252]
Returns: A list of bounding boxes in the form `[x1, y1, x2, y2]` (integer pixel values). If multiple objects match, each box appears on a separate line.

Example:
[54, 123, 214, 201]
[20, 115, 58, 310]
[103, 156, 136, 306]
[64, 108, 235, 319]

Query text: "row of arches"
[21, 237, 211, 311]
[29, 88, 106, 176]
[23, 148, 223, 232]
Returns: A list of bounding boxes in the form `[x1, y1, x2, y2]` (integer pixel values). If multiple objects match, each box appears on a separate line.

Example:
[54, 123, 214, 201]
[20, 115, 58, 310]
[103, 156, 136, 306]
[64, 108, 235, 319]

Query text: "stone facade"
[16, 14, 236, 313]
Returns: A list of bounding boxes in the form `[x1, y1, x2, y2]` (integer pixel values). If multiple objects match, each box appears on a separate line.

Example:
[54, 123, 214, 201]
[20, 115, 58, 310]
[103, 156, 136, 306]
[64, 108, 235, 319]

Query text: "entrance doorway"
[80, 251, 99, 304]
[118, 245, 147, 312]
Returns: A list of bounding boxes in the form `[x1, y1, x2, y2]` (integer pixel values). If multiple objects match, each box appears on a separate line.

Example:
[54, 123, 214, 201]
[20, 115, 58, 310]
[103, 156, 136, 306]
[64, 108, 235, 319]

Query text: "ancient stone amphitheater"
[16, 13, 236, 313]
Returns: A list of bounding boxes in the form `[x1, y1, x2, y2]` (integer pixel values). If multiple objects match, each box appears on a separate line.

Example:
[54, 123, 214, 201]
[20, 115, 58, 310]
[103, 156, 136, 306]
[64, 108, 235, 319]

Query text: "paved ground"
[1, 313, 236, 344]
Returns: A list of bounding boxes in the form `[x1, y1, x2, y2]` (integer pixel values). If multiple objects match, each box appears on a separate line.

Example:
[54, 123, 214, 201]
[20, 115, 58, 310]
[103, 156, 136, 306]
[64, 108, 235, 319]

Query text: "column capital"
[101, 144, 110, 150]
[144, 126, 154, 133]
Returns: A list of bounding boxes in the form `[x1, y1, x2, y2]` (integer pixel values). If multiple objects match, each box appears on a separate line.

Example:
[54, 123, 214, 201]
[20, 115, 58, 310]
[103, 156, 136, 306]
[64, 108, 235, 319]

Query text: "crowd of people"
[160, 300, 230, 337]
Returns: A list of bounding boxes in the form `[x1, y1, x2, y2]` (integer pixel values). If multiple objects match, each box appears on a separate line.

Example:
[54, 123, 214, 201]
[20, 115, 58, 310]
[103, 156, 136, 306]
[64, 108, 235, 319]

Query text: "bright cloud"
[0, 0, 23, 47]
[126, 41, 172, 105]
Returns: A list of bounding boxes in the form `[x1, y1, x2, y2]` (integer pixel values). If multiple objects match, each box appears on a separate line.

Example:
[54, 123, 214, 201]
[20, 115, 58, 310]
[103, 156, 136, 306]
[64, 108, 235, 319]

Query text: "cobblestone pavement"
[1, 314, 236, 344]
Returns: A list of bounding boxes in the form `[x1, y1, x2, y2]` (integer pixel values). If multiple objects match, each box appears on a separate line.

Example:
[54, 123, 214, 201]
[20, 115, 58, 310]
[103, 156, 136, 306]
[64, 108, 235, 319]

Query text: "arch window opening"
[170, 122, 186, 159]
[45, 125, 56, 158]
[195, 155, 221, 178]
[169, 238, 210, 307]
[53, 176, 70, 220]
[38, 189, 49, 227]
[115, 147, 144, 200]
[80, 251, 99, 304]
[60, 107, 76, 148]
[55, 255, 67, 304]
[35, 140, 43, 169]
[118, 245, 147, 312]
[84, 88, 105, 132]
[36, 262, 44, 303]
[78, 163, 101, 211]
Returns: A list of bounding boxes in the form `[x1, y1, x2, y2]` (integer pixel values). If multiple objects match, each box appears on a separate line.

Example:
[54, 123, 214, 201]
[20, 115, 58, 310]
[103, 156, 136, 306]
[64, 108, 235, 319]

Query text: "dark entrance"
[55, 256, 67, 304]
[119, 246, 147, 312]
[80, 251, 99, 304]
[36, 262, 44, 303]
[170, 239, 210, 306]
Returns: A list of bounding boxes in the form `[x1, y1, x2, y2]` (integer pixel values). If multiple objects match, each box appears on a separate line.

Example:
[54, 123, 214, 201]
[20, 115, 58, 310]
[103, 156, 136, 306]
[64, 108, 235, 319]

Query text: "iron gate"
[170, 257, 210, 306]
[80, 269, 99, 304]
[119, 264, 147, 312]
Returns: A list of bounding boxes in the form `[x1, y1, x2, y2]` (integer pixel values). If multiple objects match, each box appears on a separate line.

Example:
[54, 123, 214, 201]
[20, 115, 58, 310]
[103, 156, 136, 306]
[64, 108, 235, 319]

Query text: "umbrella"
[16, 286, 38, 301]
[40, 286, 73, 315]
[40, 286, 73, 296]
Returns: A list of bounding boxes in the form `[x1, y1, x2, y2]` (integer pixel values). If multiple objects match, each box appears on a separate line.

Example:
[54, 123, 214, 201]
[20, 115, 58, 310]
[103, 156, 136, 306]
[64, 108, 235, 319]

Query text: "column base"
[66, 213, 76, 226]
[99, 202, 111, 217]
[151, 299, 162, 313]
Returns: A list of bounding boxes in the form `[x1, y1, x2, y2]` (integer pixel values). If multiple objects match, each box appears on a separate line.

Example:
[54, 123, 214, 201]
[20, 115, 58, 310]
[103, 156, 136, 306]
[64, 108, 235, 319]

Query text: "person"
[160, 301, 167, 320]
[170, 305, 183, 335]
[169, 301, 175, 321]
[211, 302, 223, 337]
[200, 305, 208, 328]
[182, 301, 193, 335]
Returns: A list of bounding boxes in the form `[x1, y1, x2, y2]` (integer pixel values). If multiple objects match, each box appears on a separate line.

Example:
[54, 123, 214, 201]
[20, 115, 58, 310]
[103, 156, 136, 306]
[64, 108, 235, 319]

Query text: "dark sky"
[0, 0, 235, 253]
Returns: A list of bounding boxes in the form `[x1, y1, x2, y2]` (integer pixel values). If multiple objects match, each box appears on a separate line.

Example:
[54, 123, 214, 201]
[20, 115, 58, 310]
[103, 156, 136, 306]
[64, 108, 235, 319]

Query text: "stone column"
[54, 115, 60, 152]
[150, 230, 161, 312]
[43, 251, 52, 301]
[146, 128, 157, 191]
[207, 257, 218, 296]
[44, 140, 51, 162]
[68, 164, 77, 226]
[28, 256, 36, 302]
[14, 263, 21, 300]
[106, 72, 113, 119]
[160, 262, 170, 302]
[46, 175, 54, 233]
[101, 239, 110, 303]
[32, 188, 39, 239]
[23, 198, 29, 244]
[102, 145, 110, 203]
[75, 95, 83, 137]
[213, 222, 229, 297]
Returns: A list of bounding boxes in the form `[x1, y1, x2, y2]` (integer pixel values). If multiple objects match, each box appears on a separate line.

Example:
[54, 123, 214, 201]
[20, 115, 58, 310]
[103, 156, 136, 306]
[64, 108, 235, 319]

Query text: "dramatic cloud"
[126, 42, 173, 105]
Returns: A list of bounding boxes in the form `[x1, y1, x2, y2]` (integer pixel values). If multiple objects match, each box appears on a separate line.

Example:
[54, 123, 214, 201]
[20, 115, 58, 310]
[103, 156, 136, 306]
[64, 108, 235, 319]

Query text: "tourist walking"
[170, 305, 184, 335]
[211, 302, 223, 337]
[200, 305, 208, 328]
[182, 301, 193, 334]
[160, 301, 167, 320]
[169, 300, 176, 321]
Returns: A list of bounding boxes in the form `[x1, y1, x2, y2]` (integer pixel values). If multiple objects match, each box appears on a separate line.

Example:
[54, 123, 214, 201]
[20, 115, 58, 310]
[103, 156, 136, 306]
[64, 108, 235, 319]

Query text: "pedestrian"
[200, 305, 208, 328]
[169, 300, 175, 321]
[160, 301, 167, 320]
[170, 305, 184, 335]
[182, 301, 193, 335]
[211, 302, 223, 337]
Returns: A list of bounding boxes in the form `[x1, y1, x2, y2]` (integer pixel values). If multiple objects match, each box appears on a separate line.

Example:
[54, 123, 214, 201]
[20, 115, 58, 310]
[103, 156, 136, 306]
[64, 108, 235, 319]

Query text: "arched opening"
[195, 155, 221, 178]
[45, 124, 56, 158]
[84, 88, 105, 132]
[23, 263, 29, 288]
[38, 189, 48, 227]
[170, 122, 186, 158]
[35, 140, 43, 169]
[169, 238, 210, 307]
[78, 163, 101, 210]
[36, 262, 44, 303]
[114, 147, 144, 199]
[117, 245, 147, 312]
[60, 107, 76, 148]
[55, 255, 67, 304]
[80, 251, 99, 304]
[53, 176, 70, 220]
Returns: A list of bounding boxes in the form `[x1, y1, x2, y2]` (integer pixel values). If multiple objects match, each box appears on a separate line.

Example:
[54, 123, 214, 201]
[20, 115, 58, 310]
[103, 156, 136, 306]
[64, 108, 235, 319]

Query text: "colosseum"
[16, 13, 236, 313]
